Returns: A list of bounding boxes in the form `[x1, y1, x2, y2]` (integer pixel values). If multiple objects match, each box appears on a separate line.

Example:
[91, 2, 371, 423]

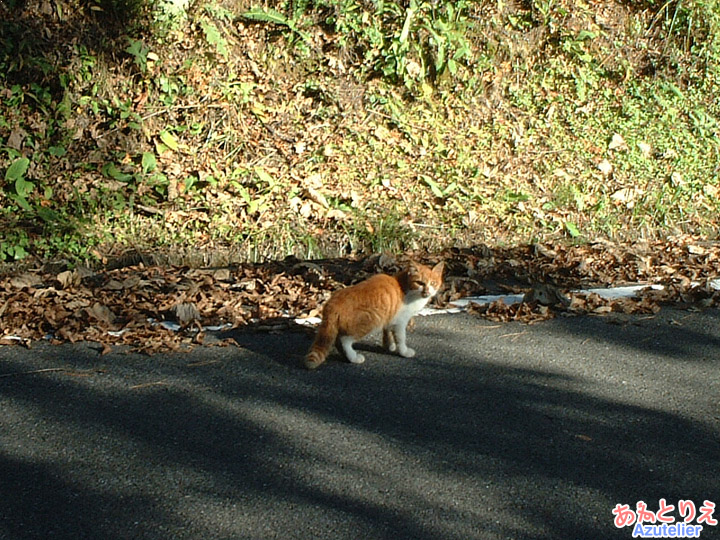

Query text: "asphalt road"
[1, 308, 719, 540]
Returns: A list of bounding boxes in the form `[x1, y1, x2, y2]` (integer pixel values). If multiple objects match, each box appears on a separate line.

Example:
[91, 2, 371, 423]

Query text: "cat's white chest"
[391, 291, 431, 327]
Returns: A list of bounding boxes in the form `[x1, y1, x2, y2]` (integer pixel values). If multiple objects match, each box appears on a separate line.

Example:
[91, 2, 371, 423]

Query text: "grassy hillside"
[1, 0, 720, 267]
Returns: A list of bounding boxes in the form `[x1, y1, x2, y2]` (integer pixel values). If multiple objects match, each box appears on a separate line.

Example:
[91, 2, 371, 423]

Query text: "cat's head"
[408, 261, 444, 298]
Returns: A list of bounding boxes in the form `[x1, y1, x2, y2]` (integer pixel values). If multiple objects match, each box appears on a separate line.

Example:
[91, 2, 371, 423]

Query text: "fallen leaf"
[174, 302, 200, 325]
[7, 127, 27, 150]
[597, 159, 613, 176]
[86, 303, 116, 325]
[326, 208, 347, 221]
[10, 273, 42, 290]
[687, 245, 706, 255]
[608, 133, 628, 151]
[611, 187, 643, 208]
[56, 270, 79, 289]
[306, 186, 329, 208]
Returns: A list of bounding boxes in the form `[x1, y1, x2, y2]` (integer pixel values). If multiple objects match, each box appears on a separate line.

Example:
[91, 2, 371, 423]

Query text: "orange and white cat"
[304, 261, 444, 369]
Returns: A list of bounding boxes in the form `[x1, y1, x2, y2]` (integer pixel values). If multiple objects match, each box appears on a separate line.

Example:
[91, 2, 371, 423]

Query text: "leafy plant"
[126, 38, 151, 72]
[241, 7, 312, 46]
[350, 209, 413, 253]
[421, 175, 458, 199]
[5, 157, 33, 212]
[153, 0, 190, 28]
[200, 19, 229, 60]
[356, 0, 473, 87]
[243, 0, 472, 89]
[0, 229, 30, 261]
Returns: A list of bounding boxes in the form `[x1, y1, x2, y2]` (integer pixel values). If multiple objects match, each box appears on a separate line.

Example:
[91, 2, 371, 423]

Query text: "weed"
[0, 228, 30, 261]
[241, 7, 312, 46]
[200, 19, 229, 60]
[126, 38, 151, 72]
[154, 0, 191, 28]
[2, 0, 720, 265]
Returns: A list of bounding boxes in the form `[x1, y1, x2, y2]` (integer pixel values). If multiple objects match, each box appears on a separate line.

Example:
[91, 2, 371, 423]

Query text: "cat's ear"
[432, 261, 445, 276]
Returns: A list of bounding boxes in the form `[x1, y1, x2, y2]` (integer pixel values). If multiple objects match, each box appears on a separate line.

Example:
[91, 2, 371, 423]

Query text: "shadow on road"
[0, 310, 718, 539]
[550, 308, 720, 364]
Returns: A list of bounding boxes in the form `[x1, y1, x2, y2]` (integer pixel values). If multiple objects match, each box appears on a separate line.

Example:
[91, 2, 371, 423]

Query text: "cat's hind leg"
[339, 335, 365, 364]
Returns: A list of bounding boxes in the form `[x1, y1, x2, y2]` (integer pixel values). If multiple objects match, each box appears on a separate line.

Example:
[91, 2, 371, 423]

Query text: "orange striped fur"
[304, 261, 444, 369]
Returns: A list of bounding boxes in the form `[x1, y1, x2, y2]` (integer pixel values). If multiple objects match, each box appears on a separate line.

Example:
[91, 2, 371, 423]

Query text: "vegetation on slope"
[1, 0, 719, 267]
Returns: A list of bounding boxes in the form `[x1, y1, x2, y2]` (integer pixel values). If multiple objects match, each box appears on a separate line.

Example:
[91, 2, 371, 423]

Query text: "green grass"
[1, 0, 719, 268]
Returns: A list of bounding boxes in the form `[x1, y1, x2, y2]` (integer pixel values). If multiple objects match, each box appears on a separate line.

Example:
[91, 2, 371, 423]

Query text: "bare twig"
[130, 381, 169, 390]
[0, 368, 66, 378]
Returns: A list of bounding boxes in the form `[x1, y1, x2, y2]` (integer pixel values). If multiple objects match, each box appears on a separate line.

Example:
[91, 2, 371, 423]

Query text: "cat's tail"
[304, 316, 338, 370]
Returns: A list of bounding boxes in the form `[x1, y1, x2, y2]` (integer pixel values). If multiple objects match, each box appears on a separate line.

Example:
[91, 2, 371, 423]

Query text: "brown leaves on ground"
[488, 238, 720, 288]
[0, 262, 340, 354]
[461, 237, 720, 324]
[467, 281, 720, 325]
[469, 300, 556, 324]
[1, 237, 719, 352]
[468, 291, 666, 325]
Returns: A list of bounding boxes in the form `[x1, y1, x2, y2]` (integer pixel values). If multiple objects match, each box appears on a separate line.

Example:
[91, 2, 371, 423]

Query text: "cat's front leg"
[383, 327, 397, 352]
[339, 335, 365, 364]
[393, 324, 415, 358]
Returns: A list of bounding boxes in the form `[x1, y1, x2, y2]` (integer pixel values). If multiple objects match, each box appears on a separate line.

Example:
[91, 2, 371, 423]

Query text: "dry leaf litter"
[1, 238, 719, 353]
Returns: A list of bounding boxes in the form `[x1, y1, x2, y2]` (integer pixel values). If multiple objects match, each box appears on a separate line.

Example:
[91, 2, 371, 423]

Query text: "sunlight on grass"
[0, 0, 719, 265]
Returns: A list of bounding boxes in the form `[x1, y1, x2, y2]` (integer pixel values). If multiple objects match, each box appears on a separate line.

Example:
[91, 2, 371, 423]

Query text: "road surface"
[1, 309, 719, 539]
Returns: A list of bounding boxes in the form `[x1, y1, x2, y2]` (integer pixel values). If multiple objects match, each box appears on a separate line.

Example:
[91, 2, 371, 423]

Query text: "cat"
[304, 261, 444, 369]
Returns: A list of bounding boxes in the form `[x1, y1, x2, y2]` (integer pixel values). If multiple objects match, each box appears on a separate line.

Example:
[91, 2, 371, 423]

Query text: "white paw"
[399, 347, 416, 358]
[349, 354, 365, 364]
[387, 342, 397, 352]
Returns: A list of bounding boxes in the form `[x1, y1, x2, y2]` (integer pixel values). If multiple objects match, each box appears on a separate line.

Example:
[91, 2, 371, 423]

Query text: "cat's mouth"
[422, 287, 437, 298]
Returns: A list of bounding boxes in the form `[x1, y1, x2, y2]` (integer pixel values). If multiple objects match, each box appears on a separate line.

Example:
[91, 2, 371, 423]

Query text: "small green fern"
[241, 7, 311, 45]
[200, 20, 229, 60]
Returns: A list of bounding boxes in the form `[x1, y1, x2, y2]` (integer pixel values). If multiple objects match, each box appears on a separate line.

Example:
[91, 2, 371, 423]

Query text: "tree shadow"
[0, 451, 176, 540]
[549, 307, 720, 364]
[1, 311, 718, 539]
[0, 0, 146, 91]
